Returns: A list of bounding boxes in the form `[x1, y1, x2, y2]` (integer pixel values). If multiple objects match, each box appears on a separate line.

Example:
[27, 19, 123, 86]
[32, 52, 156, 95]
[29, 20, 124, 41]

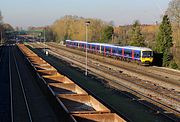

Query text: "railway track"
[9, 46, 33, 122]
[9, 46, 13, 122]
[47, 42, 180, 91]
[7, 45, 61, 122]
[0, 46, 11, 122]
[29, 42, 180, 120]
[18, 44, 128, 122]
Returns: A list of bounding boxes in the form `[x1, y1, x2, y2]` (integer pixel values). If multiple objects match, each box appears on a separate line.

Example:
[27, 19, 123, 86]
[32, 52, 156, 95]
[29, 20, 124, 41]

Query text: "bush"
[170, 60, 178, 69]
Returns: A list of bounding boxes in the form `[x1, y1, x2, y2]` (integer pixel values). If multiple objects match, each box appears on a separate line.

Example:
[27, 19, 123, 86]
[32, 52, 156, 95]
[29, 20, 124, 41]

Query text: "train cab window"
[142, 51, 153, 57]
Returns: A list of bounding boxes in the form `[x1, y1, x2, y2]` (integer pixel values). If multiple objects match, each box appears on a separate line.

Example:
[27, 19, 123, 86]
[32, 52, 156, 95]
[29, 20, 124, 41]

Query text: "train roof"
[66, 40, 87, 44]
[74, 40, 87, 43]
[65, 40, 72, 42]
[121, 46, 152, 51]
[66, 40, 152, 51]
[89, 42, 115, 46]
[89, 43, 152, 51]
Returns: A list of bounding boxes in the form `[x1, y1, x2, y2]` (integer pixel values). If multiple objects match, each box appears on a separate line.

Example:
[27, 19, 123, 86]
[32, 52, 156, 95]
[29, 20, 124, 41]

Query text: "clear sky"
[0, 0, 171, 29]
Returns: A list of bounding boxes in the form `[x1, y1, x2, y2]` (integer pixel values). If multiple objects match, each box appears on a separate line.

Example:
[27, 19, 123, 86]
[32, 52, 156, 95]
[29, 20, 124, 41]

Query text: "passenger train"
[65, 40, 153, 65]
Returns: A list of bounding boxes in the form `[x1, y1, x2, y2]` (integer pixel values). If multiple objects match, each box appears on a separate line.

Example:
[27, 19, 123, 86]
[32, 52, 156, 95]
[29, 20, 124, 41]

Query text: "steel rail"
[8, 46, 14, 122]
[12, 46, 33, 122]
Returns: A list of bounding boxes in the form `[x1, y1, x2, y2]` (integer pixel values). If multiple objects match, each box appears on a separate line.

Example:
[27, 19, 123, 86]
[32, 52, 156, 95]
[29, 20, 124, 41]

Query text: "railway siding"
[30, 42, 180, 117]
[17, 44, 127, 122]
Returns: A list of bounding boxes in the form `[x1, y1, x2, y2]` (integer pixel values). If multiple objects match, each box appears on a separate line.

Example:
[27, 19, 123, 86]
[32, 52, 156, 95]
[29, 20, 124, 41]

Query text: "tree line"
[0, 11, 14, 41]
[49, 15, 114, 43]
[35, 0, 180, 69]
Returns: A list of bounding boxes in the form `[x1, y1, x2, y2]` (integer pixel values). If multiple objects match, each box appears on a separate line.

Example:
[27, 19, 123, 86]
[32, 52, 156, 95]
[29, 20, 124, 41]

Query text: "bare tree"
[51, 15, 111, 42]
[166, 0, 180, 25]
[0, 10, 3, 25]
[166, 0, 180, 67]
[166, 0, 180, 47]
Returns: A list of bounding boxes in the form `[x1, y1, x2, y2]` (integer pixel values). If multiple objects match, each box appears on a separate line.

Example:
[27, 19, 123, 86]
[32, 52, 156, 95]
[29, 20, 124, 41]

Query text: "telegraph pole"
[85, 21, 90, 76]
[44, 27, 48, 56]
[44, 28, 46, 53]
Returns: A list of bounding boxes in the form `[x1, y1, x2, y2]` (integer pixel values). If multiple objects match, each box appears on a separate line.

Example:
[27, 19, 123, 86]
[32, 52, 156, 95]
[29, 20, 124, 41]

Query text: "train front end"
[141, 50, 153, 65]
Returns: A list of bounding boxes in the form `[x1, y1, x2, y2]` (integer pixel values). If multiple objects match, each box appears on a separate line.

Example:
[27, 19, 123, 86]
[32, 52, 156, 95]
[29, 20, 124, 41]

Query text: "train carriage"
[65, 40, 153, 65]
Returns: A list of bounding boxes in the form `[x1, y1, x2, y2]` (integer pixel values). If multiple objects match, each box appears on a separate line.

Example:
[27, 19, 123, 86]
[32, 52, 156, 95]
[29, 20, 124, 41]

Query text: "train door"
[104, 46, 106, 56]
[84, 44, 86, 51]
[110, 47, 112, 56]
[90, 44, 92, 52]
[132, 50, 134, 60]
[122, 48, 124, 58]
[95, 45, 97, 53]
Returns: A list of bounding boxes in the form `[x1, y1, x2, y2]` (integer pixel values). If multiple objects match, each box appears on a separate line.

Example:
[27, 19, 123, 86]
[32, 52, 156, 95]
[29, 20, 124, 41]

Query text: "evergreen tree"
[129, 20, 145, 47]
[155, 15, 173, 67]
[102, 25, 114, 42]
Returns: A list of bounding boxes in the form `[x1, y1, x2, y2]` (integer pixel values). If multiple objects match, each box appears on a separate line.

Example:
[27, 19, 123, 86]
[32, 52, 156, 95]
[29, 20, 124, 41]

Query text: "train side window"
[135, 53, 139, 58]
[112, 48, 116, 53]
[97, 45, 99, 50]
[92, 45, 95, 50]
[106, 47, 111, 53]
[101, 46, 104, 52]
[124, 49, 131, 57]
[137, 54, 139, 58]
[124, 49, 127, 56]
[134, 51, 140, 58]
[118, 49, 122, 55]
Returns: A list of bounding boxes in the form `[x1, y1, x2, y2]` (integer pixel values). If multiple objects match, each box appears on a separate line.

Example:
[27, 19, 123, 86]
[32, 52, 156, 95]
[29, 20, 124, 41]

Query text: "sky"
[0, 0, 171, 29]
